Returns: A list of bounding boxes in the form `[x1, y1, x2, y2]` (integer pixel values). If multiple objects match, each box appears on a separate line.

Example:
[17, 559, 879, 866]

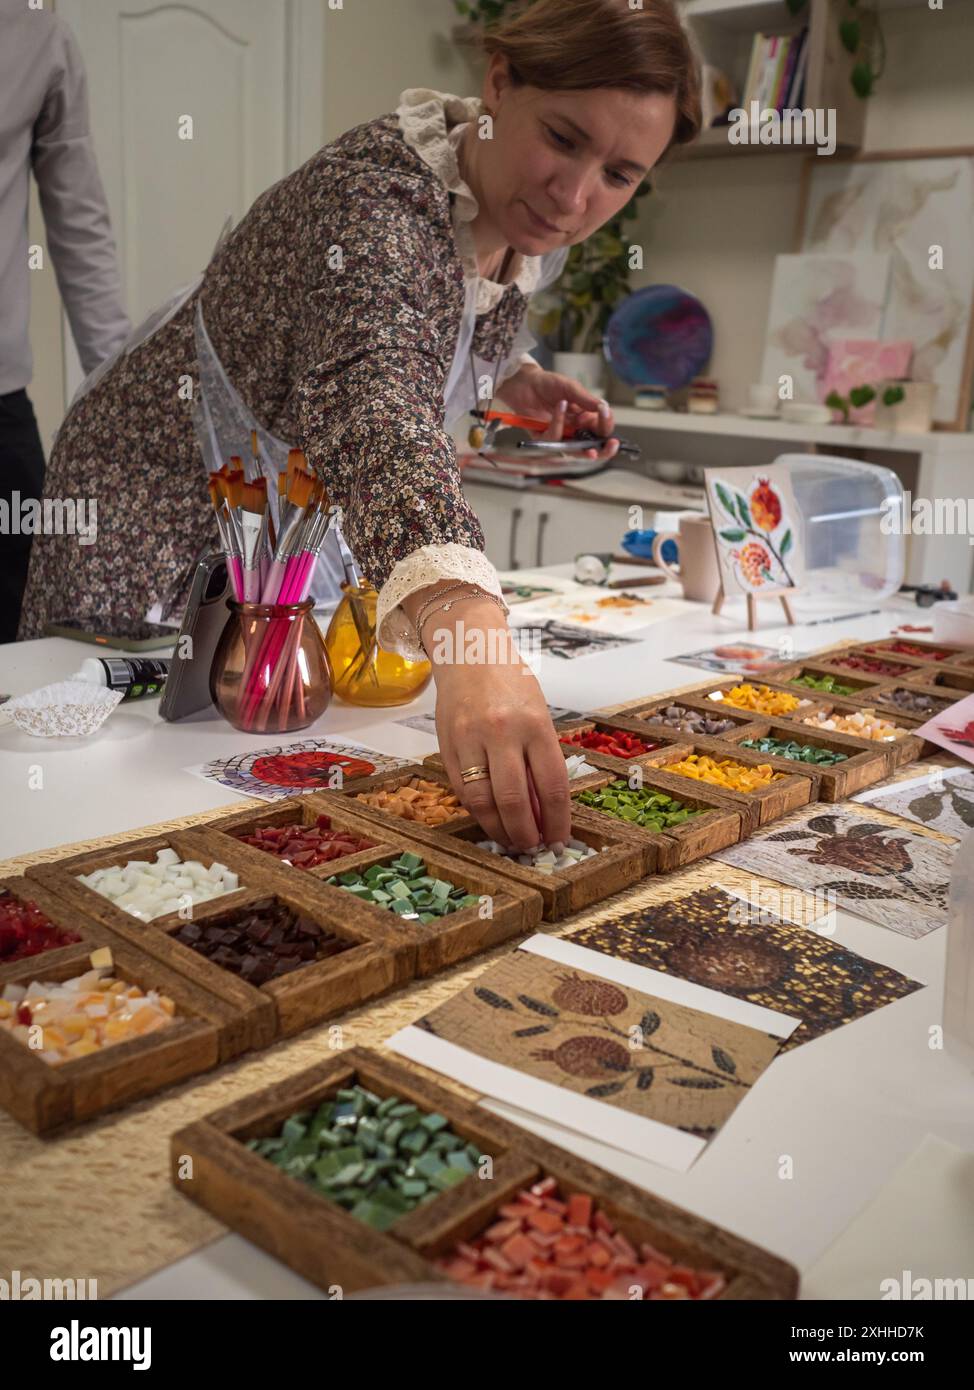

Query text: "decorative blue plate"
[604, 285, 713, 390]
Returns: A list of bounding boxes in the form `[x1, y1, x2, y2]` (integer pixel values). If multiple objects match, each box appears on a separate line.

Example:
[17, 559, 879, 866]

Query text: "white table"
[2, 566, 972, 1300]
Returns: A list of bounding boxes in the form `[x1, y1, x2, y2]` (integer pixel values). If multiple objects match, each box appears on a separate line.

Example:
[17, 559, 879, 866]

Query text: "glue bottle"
[70, 656, 171, 701]
[944, 827, 974, 1071]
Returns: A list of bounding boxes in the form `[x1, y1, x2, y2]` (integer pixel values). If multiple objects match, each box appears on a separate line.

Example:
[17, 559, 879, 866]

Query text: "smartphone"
[42, 617, 179, 651]
[159, 552, 231, 721]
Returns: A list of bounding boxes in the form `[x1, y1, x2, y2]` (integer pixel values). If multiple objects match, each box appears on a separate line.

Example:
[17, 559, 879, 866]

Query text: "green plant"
[825, 383, 905, 422]
[453, 0, 524, 25]
[786, 0, 885, 98]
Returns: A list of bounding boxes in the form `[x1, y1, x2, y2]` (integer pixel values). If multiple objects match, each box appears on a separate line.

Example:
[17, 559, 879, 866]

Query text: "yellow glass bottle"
[323, 579, 432, 706]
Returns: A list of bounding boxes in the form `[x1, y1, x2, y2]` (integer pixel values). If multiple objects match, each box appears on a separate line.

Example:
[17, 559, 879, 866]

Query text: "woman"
[19, 0, 700, 851]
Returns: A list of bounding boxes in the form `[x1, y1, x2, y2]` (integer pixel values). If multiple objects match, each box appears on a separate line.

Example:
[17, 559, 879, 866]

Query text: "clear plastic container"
[932, 598, 974, 646]
[773, 454, 905, 607]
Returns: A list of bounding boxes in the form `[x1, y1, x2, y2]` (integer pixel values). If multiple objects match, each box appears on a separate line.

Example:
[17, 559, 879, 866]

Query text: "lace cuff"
[376, 543, 510, 661]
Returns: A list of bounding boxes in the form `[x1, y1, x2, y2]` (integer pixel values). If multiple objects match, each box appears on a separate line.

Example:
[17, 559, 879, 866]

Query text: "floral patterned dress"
[17, 89, 543, 652]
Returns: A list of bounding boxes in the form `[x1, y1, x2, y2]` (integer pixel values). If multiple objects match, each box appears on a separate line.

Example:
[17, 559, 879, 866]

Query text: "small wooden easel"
[713, 582, 797, 631]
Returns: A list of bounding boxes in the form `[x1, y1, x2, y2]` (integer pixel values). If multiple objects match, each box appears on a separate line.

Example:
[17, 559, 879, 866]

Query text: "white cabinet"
[462, 481, 650, 569]
[535, 493, 638, 565]
[461, 482, 532, 570]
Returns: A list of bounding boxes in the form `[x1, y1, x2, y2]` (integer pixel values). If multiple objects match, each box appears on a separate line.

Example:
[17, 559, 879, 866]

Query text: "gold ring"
[460, 764, 490, 782]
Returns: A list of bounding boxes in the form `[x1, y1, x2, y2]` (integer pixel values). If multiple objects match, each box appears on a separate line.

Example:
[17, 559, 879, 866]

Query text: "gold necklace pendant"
[468, 423, 486, 449]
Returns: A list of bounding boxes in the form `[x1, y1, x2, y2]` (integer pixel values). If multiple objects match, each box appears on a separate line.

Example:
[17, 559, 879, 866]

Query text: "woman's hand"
[496, 364, 620, 461]
[434, 626, 573, 852]
[402, 588, 572, 852]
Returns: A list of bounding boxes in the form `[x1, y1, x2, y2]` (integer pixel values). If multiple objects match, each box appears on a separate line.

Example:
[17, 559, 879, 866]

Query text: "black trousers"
[0, 389, 47, 644]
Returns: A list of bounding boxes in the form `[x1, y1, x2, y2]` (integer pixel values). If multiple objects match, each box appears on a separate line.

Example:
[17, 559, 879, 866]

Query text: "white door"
[57, 0, 324, 401]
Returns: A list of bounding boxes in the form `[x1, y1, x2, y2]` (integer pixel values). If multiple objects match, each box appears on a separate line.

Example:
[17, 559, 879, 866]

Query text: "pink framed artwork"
[820, 339, 914, 425]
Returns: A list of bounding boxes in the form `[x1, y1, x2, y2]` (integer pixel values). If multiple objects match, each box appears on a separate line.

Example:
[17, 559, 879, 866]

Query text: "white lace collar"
[396, 87, 542, 314]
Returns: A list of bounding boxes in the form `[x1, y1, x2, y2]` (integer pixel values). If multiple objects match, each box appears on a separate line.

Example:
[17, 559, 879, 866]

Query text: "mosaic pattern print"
[419, 950, 782, 1140]
[189, 739, 409, 801]
[713, 808, 956, 939]
[670, 643, 810, 676]
[510, 621, 636, 661]
[571, 886, 923, 1051]
[854, 767, 974, 841]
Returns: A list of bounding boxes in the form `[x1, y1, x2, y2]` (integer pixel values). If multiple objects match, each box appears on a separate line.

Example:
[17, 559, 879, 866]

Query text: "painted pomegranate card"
[571, 885, 922, 1051]
[418, 950, 781, 1140]
[704, 465, 803, 598]
[713, 807, 955, 938]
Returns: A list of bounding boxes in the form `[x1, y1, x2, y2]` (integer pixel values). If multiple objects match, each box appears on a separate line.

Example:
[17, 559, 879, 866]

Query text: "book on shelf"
[741, 28, 809, 112]
[786, 28, 810, 108]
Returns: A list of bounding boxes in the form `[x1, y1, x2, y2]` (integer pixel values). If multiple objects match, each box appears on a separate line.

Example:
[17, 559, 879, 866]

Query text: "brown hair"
[478, 0, 701, 160]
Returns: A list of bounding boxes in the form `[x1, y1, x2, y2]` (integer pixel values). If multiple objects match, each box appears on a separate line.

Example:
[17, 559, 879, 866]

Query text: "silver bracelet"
[415, 587, 506, 657]
[413, 580, 472, 635]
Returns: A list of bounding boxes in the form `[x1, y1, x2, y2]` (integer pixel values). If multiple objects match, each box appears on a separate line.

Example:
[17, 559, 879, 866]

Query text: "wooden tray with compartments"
[663, 675, 836, 727]
[688, 723, 890, 803]
[194, 803, 543, 978]
[0, 936, 222, 1135]
[568, 779, 745, 872]
[858, 682, 967, 725]
[942, 648, 974, 672]
[900, 663, 974, 694]
[0, 874, 121, 987]
[551, 715, 691, 778]
[836, 637, 972, 670]
[26, 828, 407, 1048]
[310, 783, 652, 923]
[612, 742, 817, 833]
[742, 661, 892, 700]
[611, 693, 769, 741]
[813, 647, 974, 693]
[170, 1046, 799, 1299]
[763, 696, 930, 768]
[421, 745, 607, 795]
[0, 872, 255, 1054]
[327, 760, 742, 887]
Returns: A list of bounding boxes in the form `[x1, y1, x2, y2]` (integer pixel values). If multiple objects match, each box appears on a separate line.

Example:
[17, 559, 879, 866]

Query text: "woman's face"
[478, 57, 677, 253]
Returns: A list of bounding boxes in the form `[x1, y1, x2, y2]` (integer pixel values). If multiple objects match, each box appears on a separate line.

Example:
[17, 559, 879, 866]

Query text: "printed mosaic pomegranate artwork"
[852, 766, 974, 841]
[571, 885, 922, 1050]
[713, 809, 954, 939]
[419, 950, 782, 1141]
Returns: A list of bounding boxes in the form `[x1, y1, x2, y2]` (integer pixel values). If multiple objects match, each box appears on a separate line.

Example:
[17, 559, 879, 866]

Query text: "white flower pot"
[874, 380, 936, 434]
[553, 351, 606, 394]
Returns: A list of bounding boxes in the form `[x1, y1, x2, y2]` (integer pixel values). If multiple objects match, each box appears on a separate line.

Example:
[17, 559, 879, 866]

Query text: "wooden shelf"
[674, 126, 825, 160]
[679, 0, 867, 158]
[609, 407, 974, 457]
[681, 0, 800, 29]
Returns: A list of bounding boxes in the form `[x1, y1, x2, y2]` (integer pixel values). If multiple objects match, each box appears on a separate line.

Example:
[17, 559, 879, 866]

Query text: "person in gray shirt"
[0, 0, 129, 641]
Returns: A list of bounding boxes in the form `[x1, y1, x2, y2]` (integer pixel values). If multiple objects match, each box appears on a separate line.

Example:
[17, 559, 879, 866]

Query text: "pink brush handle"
[239, 551, 303, 715]
[242, 565, 261, 603]
[279, 550, 308, 603]
[260, 558, 288, 604]
[240, 543, 323, 723]
[227, 555, 245, 601]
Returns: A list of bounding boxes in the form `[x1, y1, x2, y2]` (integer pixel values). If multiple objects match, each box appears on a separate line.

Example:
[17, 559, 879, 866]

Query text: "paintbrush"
[207, 476, 243, 600]
[262, 469, 317, 603]
[238, 479, 269, 602]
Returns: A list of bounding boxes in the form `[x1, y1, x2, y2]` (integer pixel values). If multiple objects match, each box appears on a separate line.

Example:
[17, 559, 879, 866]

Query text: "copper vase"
[210, 599, 331, 733]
